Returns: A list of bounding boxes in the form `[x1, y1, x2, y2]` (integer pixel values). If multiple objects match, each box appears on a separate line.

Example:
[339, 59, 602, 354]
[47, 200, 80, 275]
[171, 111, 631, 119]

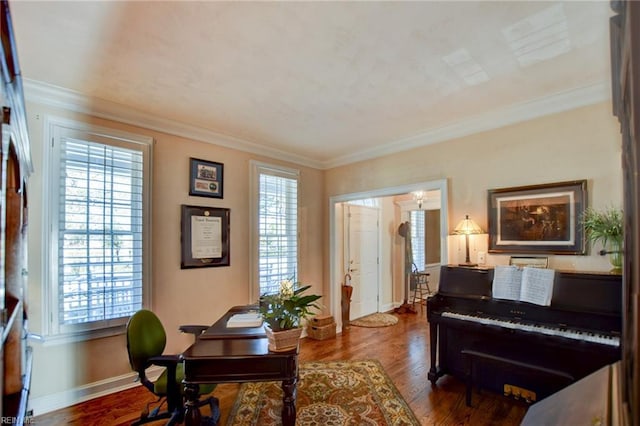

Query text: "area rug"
[349, 312, 398, 328]
[226, 359, 420, 426]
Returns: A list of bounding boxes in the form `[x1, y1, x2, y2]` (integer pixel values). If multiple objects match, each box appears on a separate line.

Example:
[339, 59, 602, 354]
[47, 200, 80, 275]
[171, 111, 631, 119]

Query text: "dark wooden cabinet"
[610, 1, 640, 424]
[1, 0, 34, 421]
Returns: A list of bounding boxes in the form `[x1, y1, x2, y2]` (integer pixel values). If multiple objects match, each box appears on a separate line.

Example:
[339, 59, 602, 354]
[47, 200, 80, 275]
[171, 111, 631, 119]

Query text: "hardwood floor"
[33, 311, 527, 425]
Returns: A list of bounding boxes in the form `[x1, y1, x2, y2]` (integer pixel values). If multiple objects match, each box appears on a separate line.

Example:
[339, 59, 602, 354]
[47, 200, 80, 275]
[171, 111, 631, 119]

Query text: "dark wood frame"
[488, 180, 587, 254]
[189, 157, 223, 199]
[180, 205, 230, 269]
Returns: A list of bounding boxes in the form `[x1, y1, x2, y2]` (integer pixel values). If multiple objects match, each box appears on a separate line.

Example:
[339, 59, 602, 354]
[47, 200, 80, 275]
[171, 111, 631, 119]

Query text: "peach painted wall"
[24, 102, 324, 408]
[24, 99, 621, 412]
[324, 101, 623, 302]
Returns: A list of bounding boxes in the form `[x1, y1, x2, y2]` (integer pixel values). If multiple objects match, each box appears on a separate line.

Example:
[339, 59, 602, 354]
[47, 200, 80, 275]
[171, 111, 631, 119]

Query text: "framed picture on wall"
[180, 205, 230, 268]
[488, 180, 587, 254]
[189, 157, 223, 198]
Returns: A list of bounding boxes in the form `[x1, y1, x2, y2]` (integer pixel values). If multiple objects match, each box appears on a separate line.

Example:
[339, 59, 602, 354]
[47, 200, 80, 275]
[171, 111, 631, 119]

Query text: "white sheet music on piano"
[520, 267, 554, 306]
[492, 266, 522, 300]
[492, 265, 555, 306]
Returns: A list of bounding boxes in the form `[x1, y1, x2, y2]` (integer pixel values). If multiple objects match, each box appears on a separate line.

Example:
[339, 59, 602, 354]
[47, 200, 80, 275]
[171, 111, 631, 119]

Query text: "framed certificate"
[180, 205, 230, 268]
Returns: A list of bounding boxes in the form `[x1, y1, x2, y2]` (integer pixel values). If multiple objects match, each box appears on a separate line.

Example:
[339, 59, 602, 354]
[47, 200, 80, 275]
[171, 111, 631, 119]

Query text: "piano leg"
[428, 322, 440, 385]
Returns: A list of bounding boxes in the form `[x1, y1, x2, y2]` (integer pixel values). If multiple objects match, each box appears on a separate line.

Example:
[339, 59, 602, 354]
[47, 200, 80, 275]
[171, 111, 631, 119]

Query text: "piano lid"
[437, 265, 622, 315]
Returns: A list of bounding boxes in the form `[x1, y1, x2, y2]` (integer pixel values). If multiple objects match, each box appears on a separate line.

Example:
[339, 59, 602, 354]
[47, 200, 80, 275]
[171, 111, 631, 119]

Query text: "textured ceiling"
[10, 1, 612, 168]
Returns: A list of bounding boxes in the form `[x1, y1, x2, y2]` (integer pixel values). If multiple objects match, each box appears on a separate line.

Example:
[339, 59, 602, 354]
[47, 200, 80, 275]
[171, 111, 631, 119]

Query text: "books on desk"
[492, 265, 555, 306]
[227, 312, 263, 328]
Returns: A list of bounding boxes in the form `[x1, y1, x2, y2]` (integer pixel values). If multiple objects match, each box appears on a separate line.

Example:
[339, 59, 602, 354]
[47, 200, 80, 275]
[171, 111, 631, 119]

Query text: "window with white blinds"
[46, 120, 152, 337]
[253, 163, 299, 296]
[410, 210, 426, 270]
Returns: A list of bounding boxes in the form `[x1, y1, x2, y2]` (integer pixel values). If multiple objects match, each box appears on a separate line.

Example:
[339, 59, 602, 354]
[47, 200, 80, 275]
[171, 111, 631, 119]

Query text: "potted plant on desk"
[582, 206, 624, 272]
[259, 279, 321, 352]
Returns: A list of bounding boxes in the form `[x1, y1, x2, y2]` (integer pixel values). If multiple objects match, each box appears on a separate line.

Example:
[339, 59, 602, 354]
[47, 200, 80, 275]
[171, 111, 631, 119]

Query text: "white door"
[346, 205, 379, 319]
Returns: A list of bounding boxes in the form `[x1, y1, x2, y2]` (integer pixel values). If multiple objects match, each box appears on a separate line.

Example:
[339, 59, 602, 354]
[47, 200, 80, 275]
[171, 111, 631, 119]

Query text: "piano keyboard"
[441, 311, 620, 347]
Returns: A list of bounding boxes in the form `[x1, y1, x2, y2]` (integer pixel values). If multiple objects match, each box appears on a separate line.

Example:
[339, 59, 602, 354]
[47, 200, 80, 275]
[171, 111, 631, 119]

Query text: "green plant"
[259, 280, 322, 331]
[582, 207, 623, 249]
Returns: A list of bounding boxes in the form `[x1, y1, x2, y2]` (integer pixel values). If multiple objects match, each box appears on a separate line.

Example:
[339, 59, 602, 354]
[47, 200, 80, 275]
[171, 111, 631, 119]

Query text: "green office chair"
[126, 310, 219, 425]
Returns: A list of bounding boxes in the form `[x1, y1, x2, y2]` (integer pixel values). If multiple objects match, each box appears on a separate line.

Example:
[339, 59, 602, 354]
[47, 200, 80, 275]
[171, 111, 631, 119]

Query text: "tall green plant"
[582, 207, 623, 249]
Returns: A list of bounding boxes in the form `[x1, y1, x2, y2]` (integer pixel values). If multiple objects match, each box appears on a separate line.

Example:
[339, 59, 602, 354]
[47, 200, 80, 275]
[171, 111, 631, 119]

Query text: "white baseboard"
[381, 302, 396, 312]
[29, 366, 163, 417]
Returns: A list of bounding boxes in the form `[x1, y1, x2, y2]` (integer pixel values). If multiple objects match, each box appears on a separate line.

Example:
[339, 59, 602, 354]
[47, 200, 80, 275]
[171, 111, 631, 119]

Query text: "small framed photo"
[180, 205, 230, 269]
[488, 180, 587, 254]
[189, 158, 223, 199]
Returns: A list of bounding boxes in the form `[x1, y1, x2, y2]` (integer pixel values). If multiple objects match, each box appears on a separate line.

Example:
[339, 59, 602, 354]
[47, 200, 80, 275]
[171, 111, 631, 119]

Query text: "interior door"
[346, 204, 379, 319]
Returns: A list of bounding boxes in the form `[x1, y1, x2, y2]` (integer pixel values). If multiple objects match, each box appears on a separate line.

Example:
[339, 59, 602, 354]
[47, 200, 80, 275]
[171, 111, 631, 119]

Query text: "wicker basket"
[264, 326, 302, 352]
[311, 314, 334, 327]
[307, 322, 336, 340]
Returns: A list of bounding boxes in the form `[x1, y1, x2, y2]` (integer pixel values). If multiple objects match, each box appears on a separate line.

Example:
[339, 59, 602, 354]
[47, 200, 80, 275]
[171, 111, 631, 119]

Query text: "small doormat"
[349, 312, 398, 328]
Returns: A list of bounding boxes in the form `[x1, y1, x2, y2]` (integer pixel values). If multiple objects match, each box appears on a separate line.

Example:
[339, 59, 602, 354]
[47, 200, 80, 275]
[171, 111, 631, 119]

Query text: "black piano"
[427, 265, 622, 405]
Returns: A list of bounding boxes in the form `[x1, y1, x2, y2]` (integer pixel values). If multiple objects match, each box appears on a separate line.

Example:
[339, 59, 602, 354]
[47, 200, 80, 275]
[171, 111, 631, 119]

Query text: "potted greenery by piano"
[259, 279, 321, 352]
[582, 207, 623, 272]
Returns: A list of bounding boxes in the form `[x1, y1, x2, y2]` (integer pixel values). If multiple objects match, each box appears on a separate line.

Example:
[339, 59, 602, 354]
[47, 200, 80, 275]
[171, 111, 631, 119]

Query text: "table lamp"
[453, 215, 484, 267]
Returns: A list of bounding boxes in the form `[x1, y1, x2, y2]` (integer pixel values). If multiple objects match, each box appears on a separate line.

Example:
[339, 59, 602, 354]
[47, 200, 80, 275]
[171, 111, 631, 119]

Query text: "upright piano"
[427, 265, 622, 405]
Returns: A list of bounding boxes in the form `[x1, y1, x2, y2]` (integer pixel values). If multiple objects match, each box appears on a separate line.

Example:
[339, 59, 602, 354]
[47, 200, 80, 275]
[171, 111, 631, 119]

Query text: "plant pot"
[264, 325, 302, 352]
[607, 239, 623, 272]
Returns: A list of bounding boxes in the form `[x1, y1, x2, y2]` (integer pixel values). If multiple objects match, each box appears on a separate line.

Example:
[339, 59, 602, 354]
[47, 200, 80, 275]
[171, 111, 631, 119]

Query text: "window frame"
[249, 161, 300, 302]
[42, 116, 153, 343]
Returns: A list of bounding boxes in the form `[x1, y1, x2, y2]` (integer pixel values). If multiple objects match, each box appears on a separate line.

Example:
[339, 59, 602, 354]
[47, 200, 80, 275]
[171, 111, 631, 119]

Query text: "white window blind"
[257, 166, 299, 296]
[410, 210, 426, 270]
[46, 119, 152, 338]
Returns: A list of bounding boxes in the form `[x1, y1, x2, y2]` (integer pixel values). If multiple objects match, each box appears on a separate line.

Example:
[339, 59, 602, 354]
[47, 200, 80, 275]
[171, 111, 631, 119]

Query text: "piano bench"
[461, 349, 574, 407]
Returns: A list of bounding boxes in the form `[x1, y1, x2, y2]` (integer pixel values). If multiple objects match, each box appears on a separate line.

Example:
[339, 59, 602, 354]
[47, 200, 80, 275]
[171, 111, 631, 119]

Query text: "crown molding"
[323, 81, 612, 169]
[24, 79, 611, 171]
[22, 79, 324, 170]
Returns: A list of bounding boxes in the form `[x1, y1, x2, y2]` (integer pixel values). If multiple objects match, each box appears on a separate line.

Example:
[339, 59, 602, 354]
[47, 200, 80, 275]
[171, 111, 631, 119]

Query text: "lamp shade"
[453, 215, 483, 235]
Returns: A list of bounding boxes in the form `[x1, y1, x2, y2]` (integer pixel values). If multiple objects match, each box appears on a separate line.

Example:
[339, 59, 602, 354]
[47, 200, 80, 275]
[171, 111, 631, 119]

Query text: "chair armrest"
[180, 324, 209, 338]
[148, 354, 181, 368]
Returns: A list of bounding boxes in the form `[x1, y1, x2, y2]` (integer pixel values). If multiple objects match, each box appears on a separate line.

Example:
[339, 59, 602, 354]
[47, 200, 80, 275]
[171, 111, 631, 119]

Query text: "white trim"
[325, 81, 611, 168]
[24, 79, 610, 170]
[329, 178, 449, 329]
[249, 160, 301, 302]
[24, 79, 323, 170]
[28, 366, 163, 416]
[41, 115, 153, 338]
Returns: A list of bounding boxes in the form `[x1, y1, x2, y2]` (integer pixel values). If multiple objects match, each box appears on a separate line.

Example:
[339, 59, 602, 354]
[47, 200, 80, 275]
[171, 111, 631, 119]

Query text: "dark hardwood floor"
[33, 310, 527, 425]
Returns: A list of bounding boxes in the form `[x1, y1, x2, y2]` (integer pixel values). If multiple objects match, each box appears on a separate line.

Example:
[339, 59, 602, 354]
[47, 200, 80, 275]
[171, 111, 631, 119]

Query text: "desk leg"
[183, 383, 202, 426]
[281, 377, 297, 426]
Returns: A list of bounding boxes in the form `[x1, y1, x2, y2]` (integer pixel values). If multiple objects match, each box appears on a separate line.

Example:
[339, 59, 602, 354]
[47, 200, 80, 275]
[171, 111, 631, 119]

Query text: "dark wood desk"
[198, 305, 265, 339]
[181, 308, 298, 426]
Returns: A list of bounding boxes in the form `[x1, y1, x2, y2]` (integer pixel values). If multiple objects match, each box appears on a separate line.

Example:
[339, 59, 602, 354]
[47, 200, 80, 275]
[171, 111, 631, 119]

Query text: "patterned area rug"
[226, 359, 419, 426]
[349, 312, 399, 328]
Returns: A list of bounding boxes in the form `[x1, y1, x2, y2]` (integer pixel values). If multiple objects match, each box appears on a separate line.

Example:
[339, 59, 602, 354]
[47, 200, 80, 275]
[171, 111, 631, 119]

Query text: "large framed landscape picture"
[488, 180, 587, 254]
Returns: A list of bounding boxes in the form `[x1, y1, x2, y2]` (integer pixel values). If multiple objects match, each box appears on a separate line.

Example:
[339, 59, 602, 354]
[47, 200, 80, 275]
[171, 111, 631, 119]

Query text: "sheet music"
[492, 265, 554, 306]
[492, 265, 523, 301]
[519, 267, 555, 306]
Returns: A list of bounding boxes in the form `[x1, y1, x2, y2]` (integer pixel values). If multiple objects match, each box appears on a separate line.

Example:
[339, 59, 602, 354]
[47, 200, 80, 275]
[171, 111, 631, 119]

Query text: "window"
[410, 210, 426, 270]
[44, 119, 152, 339]
[251, 162, 299, 298]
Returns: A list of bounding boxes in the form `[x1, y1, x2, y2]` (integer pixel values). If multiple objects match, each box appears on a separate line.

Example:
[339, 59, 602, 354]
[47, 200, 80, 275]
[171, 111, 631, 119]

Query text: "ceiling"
[9, 1, 613, 169]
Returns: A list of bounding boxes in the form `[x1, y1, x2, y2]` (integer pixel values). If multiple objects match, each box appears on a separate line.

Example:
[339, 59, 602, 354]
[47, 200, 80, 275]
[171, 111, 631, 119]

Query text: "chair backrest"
[126, 309, 167, 373]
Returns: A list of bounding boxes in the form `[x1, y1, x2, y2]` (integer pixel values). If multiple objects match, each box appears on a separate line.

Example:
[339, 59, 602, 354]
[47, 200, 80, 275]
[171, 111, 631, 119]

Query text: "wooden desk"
[199, 305, 265, 339]
[181, 309, 298, 426]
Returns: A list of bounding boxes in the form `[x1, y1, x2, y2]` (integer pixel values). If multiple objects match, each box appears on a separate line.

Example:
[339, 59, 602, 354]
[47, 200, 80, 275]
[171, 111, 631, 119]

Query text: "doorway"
[345, 204, 380, 319]
[329, 179, 449, 329]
